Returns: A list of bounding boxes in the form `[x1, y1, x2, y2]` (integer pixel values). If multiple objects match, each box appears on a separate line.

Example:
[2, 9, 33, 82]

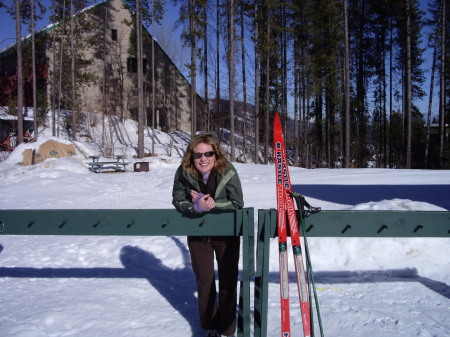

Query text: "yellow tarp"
[21, 140, 76, 165]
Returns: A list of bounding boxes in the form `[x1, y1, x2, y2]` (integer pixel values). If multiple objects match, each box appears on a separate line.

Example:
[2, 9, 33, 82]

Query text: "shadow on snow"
[0, 238, 203, 337]
[293, 185, 450, 210]
[267, 268, 450, 299]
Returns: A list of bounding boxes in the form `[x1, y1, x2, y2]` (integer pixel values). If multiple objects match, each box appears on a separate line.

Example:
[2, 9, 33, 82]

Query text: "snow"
[0, 113, 449, 337]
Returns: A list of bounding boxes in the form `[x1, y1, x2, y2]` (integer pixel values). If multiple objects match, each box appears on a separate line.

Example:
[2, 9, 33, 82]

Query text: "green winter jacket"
[172, 163, 244, 214]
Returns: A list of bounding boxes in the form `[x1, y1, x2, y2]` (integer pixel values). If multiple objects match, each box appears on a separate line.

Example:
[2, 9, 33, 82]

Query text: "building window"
[127, 58, 137, 73]
[111, 29, 118, 41]
[127, 57, 147, 74]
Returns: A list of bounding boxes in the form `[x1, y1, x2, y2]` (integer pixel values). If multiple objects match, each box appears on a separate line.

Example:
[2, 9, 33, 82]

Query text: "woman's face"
[193, 142, 216, 174]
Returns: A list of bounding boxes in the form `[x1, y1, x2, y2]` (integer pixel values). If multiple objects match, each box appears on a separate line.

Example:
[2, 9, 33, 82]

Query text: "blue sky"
[1, 0, 50, 50]
[1, 0, 181, 50]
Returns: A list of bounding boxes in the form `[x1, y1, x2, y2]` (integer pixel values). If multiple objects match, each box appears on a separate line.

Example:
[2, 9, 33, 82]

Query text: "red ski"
[274, 114, 291, 337]
[274, 112, 311, 337]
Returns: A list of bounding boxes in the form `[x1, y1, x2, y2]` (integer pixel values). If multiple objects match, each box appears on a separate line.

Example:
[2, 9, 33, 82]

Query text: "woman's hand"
[190, 190, 215, 212]
[198, 194, 215, 211]
[190, 190, 199, 201]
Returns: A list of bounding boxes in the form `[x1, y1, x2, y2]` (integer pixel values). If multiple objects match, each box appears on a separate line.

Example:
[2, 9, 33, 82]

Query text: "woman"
[172, 134, 244, 337]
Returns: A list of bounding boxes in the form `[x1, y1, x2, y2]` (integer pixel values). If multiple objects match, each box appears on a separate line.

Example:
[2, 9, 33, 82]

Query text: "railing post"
[254, 209, 276, 337]
[237, 208, 254, 337]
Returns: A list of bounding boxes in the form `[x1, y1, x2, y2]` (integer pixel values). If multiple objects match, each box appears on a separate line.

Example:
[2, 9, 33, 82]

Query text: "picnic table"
[87, 155, 129, 173]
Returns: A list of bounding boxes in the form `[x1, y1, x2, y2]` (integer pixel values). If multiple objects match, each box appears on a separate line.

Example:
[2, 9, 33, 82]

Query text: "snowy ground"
[0, 115, 449, 337]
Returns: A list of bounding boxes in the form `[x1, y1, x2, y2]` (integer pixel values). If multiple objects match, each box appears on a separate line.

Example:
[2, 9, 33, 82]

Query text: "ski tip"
[274, 111, 281, 124]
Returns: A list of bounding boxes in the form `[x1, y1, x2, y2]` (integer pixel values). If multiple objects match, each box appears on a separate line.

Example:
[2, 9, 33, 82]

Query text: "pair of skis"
[273, 112, 322, 337]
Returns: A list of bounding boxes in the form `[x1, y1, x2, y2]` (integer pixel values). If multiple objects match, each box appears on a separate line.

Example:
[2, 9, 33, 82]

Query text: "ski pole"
[292, 192, 325, 337]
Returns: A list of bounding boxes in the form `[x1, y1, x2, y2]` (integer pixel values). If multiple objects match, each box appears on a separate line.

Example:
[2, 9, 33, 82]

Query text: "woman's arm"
[214, 168, 244, 211]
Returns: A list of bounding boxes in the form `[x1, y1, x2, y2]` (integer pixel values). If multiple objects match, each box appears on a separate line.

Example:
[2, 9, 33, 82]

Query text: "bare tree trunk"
[151, 2, 156, 154]
[343, 0, 350, 167]
[281, 5, 287, 137]
[294, 16, 301, 167]
[216, 0, 221, 135]
[57, 0, 67, 138]
[70, 0, 77, 141]
[264, 12, 270, 164]
[51, 4, 57, 136]
[303, 74, 309, 168]
[240, 1, 247, 160]
[229, 0, 235, 161]
[405, 0, 412, 168]
[102, 6, 108, 147]
[136, 0, 145, 158]
[189, 0, 197, 137]
[425, 25, 439, 167]
[382, 47, 387, 167]
[389, 9, 393, 168]
[31, 0, 38, 139]
[294, 52, 299, 166]
[203, 4, 210, 132]
[15, 0, 24, 145]
[254, 2, 259, 164]
[439, 0, 446, 167]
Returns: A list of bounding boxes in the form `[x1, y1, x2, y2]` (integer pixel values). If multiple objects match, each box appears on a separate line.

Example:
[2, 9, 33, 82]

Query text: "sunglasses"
[193, 151, 215, 159]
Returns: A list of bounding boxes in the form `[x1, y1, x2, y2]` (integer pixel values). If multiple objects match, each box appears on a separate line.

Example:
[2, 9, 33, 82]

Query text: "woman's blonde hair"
[182, 134, 229, 177]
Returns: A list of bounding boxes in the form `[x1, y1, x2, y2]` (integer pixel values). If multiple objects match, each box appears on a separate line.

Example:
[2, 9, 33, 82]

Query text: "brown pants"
[187, 236, 240, 336]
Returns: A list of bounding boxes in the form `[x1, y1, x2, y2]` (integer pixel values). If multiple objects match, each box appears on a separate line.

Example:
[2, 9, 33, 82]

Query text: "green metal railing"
[0, 208, 255, 337]
[257, 209, 450, 239]
[1, 208, 449, 337]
